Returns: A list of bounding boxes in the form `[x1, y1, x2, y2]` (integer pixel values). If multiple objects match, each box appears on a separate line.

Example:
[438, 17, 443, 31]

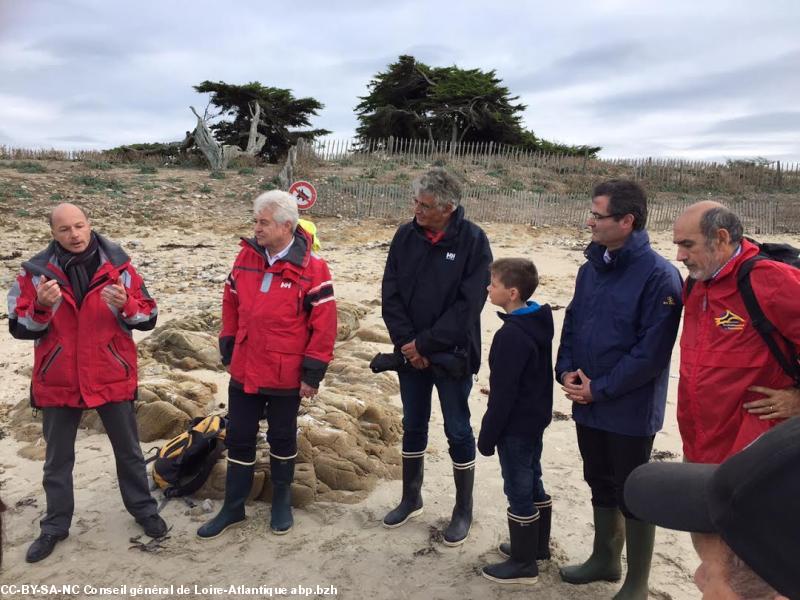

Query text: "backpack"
[686, 237, 800, 383]
[146, 414, 228, 498]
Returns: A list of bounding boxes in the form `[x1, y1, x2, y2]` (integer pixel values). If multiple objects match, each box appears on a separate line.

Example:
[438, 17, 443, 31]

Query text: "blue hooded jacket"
[555, 230, 683, 436]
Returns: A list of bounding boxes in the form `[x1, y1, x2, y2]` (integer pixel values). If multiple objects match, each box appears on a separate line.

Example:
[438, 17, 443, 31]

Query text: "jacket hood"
[22, 232, 130, 285]
[585, 229, 651, 271]
[498, 303, 554, 346]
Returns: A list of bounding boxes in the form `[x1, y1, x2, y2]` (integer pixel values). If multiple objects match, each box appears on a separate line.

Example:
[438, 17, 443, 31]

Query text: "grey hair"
[253, 190, 298, 230]
[412, 168, 462, 208]
[700, 206, 743, 246]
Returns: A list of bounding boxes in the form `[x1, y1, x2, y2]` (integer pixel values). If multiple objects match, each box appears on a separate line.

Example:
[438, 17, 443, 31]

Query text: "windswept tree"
[194, 81, 330, 162]
[356, 55, 601, 157]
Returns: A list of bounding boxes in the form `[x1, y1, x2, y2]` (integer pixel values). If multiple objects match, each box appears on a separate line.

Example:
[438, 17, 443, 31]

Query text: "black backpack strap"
[738, 258, 800, 384]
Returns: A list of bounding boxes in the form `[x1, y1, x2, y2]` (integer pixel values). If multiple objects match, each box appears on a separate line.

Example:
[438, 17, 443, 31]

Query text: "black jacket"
[478, 303, 554, 456]
[381, 205, 492, 374]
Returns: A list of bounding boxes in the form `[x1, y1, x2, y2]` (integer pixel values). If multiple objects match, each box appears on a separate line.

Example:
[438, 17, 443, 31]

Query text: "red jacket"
[220, 228, 336, 394]
[678, 239, 800, 463]
[8, 234, 157, 408]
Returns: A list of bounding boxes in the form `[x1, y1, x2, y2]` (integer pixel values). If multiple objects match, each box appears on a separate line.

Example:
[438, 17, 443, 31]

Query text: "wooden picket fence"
[299, 138, 800, 194]
[308, 179, 793, 233]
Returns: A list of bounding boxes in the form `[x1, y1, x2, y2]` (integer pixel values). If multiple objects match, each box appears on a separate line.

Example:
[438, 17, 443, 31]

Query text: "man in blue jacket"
[380, 168, 492, 547]
[555, 180, 682, 599]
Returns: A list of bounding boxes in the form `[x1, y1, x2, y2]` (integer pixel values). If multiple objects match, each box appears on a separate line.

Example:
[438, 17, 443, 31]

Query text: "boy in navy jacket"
[478, 258, 553, 585]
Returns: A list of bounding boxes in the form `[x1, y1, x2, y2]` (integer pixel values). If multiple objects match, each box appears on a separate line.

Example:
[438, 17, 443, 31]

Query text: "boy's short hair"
[490, 258, 539, 301]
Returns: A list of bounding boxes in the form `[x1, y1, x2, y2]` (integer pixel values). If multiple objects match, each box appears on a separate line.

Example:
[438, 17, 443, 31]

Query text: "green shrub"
[210, 170, 226, 180]
[14, 161, 47, 173]
[72, 175, 125, 192]
[138, 165, 158, 174]
[238, 167, 255, 175]
[86, 161, 113, 170]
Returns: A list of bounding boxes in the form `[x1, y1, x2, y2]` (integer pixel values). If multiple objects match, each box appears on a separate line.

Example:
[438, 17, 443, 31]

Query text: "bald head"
[50, 203, 92, 254]
[49, 203, 89, 228]
[674, 201, 743, 281]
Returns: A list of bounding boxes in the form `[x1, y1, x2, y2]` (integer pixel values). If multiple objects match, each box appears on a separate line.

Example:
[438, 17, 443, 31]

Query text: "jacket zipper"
[40, 345, 63, 380]
[107, 342, 130, 377]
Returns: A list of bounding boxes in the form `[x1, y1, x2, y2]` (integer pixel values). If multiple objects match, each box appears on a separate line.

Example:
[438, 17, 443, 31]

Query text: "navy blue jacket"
[382, 205, 492, 374]
[555, 230, 682, 436]
[478, 302, 554, 456]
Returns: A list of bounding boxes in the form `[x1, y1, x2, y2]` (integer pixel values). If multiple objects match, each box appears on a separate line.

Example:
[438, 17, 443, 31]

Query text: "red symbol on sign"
[289, 181, 317, 210]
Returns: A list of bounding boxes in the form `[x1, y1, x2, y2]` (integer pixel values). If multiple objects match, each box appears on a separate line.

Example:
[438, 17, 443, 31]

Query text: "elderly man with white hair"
[198, 190, 337, 539]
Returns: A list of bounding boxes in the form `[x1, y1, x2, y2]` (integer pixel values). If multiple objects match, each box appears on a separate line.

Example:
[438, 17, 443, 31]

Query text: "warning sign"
[289, 180, 317, 210]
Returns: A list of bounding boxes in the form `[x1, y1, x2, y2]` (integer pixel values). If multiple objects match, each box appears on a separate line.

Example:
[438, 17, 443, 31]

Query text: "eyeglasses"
[588, 211, 621, 222]
[412, 198, 438, 213]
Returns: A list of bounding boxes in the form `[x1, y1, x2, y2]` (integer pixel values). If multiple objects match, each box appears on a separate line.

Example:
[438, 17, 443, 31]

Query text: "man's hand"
[562, 368, 593, 404]
[36, 276, 62, 308]
[744, 385, 800, 420]
[101, 277, 128, 310]
[401, 340, 430, 370]
[300, 382, 318, 399]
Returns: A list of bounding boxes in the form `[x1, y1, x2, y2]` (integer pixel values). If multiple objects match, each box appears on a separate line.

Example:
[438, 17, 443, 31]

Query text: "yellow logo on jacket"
[715, 310, 746, 331]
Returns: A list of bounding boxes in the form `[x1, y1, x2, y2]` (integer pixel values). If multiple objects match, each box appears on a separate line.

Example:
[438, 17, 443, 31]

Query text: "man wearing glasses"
[380, 168, 492, 546]
[555, 180, 682, 599]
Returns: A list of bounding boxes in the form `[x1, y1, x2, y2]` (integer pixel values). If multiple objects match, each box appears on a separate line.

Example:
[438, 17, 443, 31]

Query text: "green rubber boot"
[560, 507, 624, 584]
[613, 518, 655, 600]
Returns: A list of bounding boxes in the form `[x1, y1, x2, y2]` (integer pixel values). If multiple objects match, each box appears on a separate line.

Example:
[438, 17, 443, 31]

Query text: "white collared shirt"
[266, 239, 294, 266]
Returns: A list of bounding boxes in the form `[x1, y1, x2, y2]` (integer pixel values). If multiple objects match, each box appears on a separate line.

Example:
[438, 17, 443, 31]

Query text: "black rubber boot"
[499, 494, 552, 560]
[482, 511, 539, 585]
[560, 506, 624, 584]
[270, 455, 295, 535]
[197, 460, 253, 539]
[443, 462, 474, 546]
[613, 518, 655, 600]
[383, 454, 424, 528]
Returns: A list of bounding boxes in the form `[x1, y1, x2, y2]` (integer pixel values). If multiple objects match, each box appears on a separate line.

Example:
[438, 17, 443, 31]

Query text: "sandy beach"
[2, 173, 798, 600]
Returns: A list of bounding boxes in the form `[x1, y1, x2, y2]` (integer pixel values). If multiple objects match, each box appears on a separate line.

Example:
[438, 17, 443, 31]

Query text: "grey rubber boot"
[499, 494, 552, 560]
[443, 463, 474, 546]
[270, 455, 295, 535]
[197, 460, 253, 539]
[482, 511, 539, 585]
[383, 454, 424, 528]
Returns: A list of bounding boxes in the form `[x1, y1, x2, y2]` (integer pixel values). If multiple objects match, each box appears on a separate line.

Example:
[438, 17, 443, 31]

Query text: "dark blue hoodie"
[478, 302, 554, 455]
[555, 230, 682, 436]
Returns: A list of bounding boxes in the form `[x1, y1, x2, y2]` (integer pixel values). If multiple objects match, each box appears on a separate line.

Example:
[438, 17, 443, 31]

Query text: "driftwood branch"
[189, 105, 241, 170]
[245, 101, 267, 155]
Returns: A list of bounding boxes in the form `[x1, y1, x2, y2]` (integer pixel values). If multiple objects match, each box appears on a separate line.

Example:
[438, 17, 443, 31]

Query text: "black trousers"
[225, 383, 301, 463]
[576, 423, 654, 519]
[41, 401, 158, 536]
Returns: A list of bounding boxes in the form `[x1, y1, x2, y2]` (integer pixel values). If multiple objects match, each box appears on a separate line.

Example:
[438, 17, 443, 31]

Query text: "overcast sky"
[1, 0, 799, 161]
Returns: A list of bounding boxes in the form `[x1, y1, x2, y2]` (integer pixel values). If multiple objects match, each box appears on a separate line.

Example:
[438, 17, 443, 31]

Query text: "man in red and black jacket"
[8, 203, 166, 563]
[197, 190, 336, 540]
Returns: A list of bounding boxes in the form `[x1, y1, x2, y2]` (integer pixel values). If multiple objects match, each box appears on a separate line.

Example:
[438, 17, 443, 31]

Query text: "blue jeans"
[398, 369, 475, 464]
[497, 433, 547, 517]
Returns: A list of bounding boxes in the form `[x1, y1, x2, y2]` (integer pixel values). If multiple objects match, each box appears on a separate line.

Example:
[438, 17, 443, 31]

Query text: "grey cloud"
[508, 41, 643, 93]
[50, 134, 103, 143]
[705, 111, 800, 135]
[588, 50, 800, 118]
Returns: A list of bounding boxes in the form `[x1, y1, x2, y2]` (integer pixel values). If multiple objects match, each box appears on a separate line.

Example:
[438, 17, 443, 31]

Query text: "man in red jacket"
[674, 201, 800, 464]
[197, 190, 336, 539]
[8, 203, 166, 563]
